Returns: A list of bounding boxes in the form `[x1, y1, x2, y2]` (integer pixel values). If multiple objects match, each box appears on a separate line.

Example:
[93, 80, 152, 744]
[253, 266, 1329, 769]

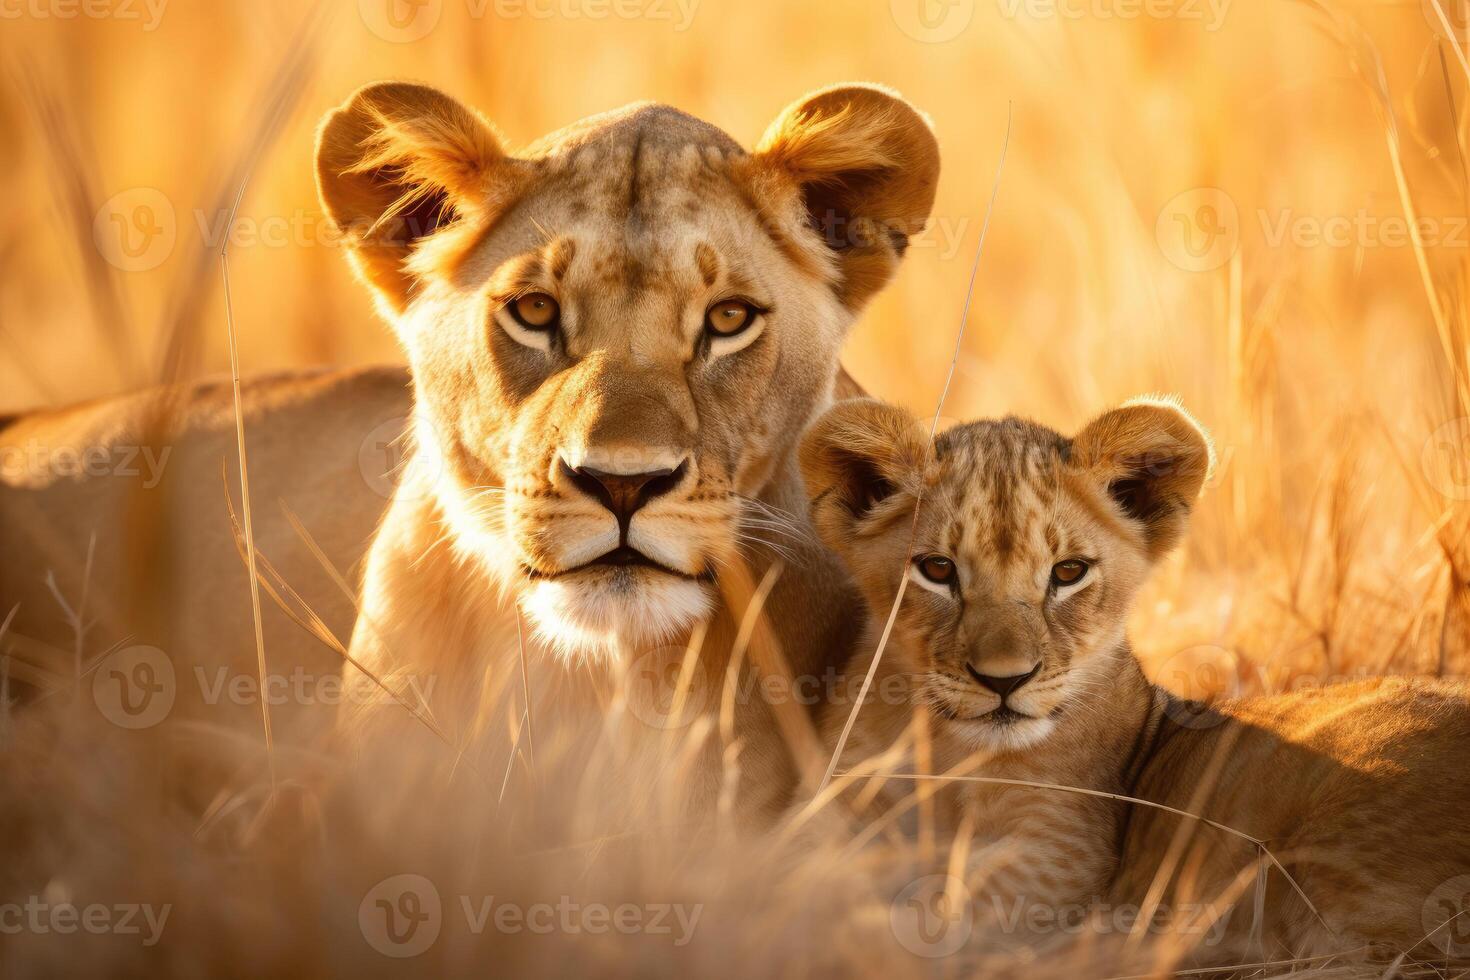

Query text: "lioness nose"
[966, 663, 1041, 699]
[561, 460, 686, 530]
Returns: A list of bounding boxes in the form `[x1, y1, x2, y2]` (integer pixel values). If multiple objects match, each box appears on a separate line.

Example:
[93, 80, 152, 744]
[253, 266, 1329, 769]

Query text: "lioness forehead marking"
[695, 242, 721, 288]
[548, 237, 577, 282]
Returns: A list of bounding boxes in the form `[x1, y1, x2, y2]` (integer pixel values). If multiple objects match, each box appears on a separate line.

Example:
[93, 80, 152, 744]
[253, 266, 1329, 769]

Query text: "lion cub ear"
[315, 82, 518, 315]
[1069, 398, 1215, 560]
[753, 84, 940, 312]
[800, 399, 931, 550]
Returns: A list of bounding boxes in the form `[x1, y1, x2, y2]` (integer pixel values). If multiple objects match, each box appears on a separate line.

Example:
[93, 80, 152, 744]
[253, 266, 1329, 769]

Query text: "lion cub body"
[1119, 675, 1470, 960]
[801, 398, 1470, 961]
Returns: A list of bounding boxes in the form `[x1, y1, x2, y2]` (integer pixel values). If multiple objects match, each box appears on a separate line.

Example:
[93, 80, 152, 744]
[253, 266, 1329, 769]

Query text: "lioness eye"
[916, 555, 957, 586]
[705, 299, 758, 337]
[510, 292, 560, 330]
[1051, 559, 1089, 587]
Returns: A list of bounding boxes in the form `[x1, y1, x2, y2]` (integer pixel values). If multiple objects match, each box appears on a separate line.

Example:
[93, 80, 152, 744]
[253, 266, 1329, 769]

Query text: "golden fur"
[0, 367, 410, 736]
[801, 398, 1470, 960]
[311, 81, 941, 821]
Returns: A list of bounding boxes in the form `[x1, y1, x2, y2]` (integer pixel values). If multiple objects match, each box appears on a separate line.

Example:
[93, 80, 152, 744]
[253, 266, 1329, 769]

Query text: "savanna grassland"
[2, 0, 1470, 976]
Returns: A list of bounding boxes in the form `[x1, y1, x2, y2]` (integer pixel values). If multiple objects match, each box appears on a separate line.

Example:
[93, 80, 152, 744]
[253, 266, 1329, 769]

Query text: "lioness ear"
[800, 399, 931, 548]
[754, 84, 940, 311]
[1069, 398, 1215, 559]
[315, 82, 514, 314]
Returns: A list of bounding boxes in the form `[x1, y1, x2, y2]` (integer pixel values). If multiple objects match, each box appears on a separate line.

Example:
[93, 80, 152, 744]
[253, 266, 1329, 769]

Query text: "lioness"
[316, 80, 942, 820]
[799, 397, 1470, 961]
[2, 83, 941, 821]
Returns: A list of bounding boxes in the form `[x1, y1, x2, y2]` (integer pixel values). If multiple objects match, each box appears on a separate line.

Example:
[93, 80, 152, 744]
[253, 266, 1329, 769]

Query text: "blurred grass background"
[2, 0, 1469, 696]
[6, 4, 1470, 975]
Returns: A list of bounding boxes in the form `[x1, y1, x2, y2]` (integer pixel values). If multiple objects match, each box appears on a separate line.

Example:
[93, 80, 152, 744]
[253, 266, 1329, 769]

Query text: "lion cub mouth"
[981, 705, 1032, 724]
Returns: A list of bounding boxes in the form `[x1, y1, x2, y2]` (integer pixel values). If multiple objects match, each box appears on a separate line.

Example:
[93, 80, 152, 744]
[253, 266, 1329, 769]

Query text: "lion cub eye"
[705, 299, 759, 338]
[916, 555, 957, 586]
[509, 292, 560, 330]
[1051, 559, 1090, 587]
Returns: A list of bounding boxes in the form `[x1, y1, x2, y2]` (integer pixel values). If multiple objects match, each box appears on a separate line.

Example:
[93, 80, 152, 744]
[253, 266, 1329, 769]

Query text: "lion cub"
[800, 398, 1470, 961]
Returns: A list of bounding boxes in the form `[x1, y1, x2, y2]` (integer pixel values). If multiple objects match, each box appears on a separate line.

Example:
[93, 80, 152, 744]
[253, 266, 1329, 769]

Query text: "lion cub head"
[801, 398, 1212, 751]
[315, 83, 939, 658]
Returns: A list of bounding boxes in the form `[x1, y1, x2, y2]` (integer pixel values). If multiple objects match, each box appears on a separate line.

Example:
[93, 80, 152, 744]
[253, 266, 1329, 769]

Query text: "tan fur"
[311, 82, 941, 823]
[802, 398, 1470, 960]
[0, 367, 411, 738]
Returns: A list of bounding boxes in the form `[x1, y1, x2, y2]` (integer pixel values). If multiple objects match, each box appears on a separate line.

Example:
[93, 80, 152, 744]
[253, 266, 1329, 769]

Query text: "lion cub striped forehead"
[801, 397, 1213, 609]
[930, 417, 1079, 567]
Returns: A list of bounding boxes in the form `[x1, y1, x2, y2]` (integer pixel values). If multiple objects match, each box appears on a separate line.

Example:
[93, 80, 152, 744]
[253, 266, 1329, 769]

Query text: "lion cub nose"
[965, 663, 1041, 699]
[561, 460, 686, 532]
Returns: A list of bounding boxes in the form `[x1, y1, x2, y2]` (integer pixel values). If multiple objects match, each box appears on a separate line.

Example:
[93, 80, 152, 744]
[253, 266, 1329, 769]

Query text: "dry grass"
[3, 0, 1470, 976]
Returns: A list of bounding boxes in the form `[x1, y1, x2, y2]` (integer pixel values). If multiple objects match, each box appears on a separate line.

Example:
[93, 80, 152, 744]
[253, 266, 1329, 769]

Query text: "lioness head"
[316, 83, 939, 657]
[800, 398, 1212, 751]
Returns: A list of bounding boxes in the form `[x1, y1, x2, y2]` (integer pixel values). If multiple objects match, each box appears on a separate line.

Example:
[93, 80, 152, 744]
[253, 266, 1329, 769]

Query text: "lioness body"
[802, 398, 1470, 961]
[0, 367, 409, 736]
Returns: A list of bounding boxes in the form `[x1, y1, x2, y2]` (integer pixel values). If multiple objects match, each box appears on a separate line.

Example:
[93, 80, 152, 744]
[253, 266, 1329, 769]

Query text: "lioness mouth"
[523, 547, 712, 582]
